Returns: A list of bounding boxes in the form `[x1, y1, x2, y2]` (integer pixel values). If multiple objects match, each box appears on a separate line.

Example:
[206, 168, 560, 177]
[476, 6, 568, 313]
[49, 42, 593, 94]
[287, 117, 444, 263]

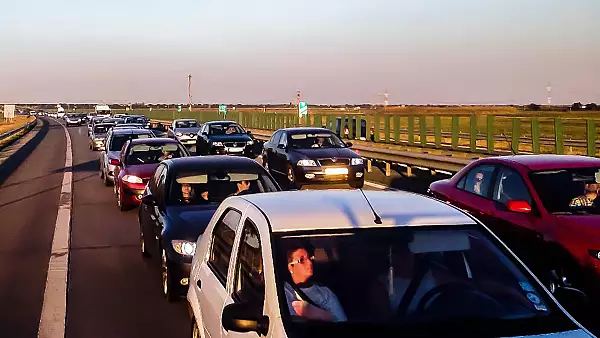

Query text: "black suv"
[261, 127, 365, 189]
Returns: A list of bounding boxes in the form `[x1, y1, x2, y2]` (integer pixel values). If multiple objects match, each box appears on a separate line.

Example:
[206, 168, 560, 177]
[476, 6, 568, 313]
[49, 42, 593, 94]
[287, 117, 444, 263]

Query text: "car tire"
[116, 186, 130, 212]
[287, 164, 302, 190]
[350, 180, 364, 189]
[103, 171, 112, 187]
[161, 248, 179, 302]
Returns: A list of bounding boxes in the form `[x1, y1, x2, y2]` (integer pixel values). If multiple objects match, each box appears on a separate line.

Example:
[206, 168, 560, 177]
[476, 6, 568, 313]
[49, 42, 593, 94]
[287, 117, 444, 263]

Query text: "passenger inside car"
[569, 183, 598, 208]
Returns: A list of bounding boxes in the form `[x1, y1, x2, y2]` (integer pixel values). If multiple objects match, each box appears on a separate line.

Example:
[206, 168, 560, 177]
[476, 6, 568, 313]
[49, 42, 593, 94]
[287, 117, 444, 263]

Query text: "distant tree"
[527, 103, 541, 111]
[572, 102, 583, 110]
[585, 103, 598, 111]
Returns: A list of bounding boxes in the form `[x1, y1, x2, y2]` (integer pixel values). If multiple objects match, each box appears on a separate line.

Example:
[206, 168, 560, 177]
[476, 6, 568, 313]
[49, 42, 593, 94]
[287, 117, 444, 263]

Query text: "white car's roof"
[239, 190, 475, 232]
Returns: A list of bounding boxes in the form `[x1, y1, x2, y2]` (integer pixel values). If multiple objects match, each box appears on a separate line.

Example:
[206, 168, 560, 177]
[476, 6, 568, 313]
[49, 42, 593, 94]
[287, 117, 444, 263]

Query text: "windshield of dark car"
[176, 120, 199, 128]
[529, 167, 600, 214]
[209, 123, 244, 135]
[125, 117, 147, 124]
[272, 227, 574, 337]
[289, 133, 346, 149]
[126, 143, 186, 165]
[168, 170, 278, 205]
[109, 134, 153, 151]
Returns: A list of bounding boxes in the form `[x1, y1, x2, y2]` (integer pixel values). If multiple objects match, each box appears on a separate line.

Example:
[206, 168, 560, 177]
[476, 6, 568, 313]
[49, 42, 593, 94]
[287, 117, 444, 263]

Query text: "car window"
[156, 171, 167, 206]
[493, 167, 532, 205]
[150, 164, 166, 195]
[457, 175, 466, 190]
[208, 209, 242, 286]
[175, 120, 199, 128]
[126, 143, 187, 165]
[232, 219, 265, 313]
[288, 132, 346, 149]
[209, 123, 244, 135]
[269, 131, 282, 145]
[109, 133, 153, 151]
[460, 165, 495, 198]
[278, 132, 288, 147]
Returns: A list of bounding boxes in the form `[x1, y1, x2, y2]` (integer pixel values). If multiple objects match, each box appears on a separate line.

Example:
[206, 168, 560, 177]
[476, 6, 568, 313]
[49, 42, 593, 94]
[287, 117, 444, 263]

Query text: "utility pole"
[188, 74, 193, 111]
[547, 82, 552, 105]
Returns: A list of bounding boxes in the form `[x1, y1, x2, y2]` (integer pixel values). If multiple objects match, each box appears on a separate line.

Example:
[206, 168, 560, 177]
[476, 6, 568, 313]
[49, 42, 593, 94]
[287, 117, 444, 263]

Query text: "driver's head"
[237, 180, 250, 192]
[287, 246, 314, 284]
[585, 183, 599, 196]
[181, 183, 193, 198]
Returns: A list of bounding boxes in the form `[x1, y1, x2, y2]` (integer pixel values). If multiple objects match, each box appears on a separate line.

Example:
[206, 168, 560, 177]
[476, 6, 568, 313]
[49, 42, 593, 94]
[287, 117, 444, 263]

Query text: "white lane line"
[364, 181, 388, 190]
[38, 119, 72, 338]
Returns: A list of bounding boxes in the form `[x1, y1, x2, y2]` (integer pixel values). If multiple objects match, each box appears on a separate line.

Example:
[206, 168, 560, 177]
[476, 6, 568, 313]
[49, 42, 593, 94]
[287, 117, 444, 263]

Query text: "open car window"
[125, 143, 187, 165]
[272, 226, 576, 337]
[530, 167, 600, 214]
[289, 132, 346, 149]
[168, 170, 278, 206]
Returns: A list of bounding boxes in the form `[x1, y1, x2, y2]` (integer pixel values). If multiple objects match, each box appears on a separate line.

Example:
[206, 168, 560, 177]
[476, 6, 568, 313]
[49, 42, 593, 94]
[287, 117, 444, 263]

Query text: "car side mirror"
[141, 195, 157, 206]
[222, 303, 269, 335]
[277, 144, 286, 150]
[506, 200, 532, 213]
[553, 287, 589, 313]
[346, 142, 353, 147]
[246, 130, 252, 135]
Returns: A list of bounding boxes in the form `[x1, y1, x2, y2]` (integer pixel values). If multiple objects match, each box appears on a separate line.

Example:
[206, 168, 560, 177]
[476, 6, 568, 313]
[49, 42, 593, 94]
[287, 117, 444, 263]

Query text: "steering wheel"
[415, 283, 507, 318]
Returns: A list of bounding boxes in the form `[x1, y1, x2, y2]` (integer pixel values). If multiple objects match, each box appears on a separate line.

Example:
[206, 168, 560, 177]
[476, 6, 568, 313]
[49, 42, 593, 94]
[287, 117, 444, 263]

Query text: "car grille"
[224, 142, 246, 148]
[318, 158, 350, 166]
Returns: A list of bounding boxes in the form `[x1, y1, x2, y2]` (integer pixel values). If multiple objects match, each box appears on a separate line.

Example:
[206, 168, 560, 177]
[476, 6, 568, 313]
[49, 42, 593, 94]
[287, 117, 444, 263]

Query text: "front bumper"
[210, 145, 253, 157]
[295, 165, 365, 184]
[169, 256, 193, 295]
[66, 120, 81, 125]
[176, 136, 197, 145]
[122, 184, 146, 206]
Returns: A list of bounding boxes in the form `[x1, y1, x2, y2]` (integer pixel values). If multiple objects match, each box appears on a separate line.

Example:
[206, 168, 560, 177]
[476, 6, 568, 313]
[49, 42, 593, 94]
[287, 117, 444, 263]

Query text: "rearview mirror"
[222, 303, 269, 335]
[506, 200, 532, 213]
[141, 195, 157, 206]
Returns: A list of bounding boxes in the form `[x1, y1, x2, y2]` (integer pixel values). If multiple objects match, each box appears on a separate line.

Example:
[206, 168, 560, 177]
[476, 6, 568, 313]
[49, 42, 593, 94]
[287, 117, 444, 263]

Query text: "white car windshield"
[271, 227, 576, 337]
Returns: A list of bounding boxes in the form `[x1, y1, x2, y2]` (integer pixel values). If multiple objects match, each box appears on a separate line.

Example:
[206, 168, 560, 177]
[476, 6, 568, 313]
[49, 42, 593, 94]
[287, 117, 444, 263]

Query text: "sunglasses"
[289, 256, 315, 266]
[475, 176, 483, 182]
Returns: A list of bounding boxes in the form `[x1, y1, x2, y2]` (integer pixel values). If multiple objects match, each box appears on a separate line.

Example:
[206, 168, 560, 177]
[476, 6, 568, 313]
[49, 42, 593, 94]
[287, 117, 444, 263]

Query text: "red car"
[428, 155, 600, 299]
[113, 138, 190, 211]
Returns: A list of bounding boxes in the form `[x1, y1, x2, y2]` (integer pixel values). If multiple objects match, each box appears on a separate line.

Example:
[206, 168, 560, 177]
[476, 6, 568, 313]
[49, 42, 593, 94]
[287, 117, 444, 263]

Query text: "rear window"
[94, 126, 109, 134]
[109, 133, 153, 151]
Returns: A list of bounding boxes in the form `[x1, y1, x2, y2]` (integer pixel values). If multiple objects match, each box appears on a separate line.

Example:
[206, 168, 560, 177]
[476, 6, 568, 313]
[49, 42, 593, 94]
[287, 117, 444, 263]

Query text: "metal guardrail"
[0, 117, 37, 146]
[149, 118, 473, 174]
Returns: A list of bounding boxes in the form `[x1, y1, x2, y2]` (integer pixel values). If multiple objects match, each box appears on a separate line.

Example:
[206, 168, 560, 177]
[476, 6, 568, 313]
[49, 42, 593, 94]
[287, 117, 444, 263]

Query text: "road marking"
[364, 181, 388, 190]
[38, 119, 72, 338]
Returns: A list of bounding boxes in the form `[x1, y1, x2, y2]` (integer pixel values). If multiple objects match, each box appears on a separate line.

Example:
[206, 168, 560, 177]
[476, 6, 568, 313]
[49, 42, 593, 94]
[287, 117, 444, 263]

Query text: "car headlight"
[122, 175, 143, 184]
[247, 140, 254, 145]
[351, 158, 364, 165]
[297, 159, 317, 166]
[176, 132, 183, 137]
[212, 141, 223, 147]
[172, 240, 196, 256]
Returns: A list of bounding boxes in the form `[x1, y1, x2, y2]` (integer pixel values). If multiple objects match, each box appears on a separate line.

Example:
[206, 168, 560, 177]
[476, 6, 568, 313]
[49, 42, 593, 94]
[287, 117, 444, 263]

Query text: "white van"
[95, 104, 111, 118]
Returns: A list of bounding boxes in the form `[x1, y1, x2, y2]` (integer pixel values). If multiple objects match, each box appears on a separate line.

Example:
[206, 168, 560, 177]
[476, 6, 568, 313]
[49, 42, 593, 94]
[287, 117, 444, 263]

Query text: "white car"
[187, 190, 593, 338]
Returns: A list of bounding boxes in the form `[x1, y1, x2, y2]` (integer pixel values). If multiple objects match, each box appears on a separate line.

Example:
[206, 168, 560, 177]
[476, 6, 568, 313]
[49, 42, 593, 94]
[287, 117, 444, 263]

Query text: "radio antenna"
[359, 189, 382, 224]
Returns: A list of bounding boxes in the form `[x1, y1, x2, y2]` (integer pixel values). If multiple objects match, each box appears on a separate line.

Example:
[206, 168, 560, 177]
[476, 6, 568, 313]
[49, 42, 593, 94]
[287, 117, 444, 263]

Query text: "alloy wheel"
[161, 249, 169, 296]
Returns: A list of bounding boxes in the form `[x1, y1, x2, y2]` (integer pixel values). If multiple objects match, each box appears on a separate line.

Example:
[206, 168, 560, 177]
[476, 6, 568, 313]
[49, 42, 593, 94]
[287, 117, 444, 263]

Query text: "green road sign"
[219, 104, 227, 115]
[177, 105, 182, 112]
[299, 101, 308, 117]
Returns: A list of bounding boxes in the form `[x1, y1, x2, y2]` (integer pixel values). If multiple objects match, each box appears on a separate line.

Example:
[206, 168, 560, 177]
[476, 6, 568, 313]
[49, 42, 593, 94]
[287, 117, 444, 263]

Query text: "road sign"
[299, 101, 308, 117]
[219, 105, 227, 116]
[3, 104, 15, 119]
[177, 105, 182, 112]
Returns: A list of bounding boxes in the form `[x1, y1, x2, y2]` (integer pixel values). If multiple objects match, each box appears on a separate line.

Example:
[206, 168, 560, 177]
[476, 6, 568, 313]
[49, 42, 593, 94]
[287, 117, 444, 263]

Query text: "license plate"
[324, 168, 348, 175]
[227, 147, 244, 153]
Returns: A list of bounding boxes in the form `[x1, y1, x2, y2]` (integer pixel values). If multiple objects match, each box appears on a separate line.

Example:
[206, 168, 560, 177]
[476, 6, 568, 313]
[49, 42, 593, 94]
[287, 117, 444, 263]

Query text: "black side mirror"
[246, 130, 252, 135]
[222, 303, 269, 335]
[141, 194, 157, 206]
[346, 142, 353, 147]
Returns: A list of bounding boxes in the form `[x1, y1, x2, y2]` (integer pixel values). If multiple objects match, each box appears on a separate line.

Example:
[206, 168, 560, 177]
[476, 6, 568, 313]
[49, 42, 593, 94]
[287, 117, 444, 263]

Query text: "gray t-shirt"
[284, 282, 347, 322]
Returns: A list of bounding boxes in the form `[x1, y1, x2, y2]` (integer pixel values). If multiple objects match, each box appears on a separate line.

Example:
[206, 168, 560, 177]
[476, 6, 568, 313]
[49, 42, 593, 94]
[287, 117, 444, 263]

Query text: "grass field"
[0, 116, 34, 134]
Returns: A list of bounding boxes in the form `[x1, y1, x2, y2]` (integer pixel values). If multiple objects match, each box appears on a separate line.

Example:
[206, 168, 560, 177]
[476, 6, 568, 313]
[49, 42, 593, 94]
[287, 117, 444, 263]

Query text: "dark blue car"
[138, 156, 281, 301]
[195, 121, 256, 157]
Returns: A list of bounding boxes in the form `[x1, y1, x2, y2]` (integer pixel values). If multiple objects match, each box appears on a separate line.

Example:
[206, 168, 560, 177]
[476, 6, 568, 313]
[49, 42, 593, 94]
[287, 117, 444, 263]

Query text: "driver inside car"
[178, 183, 209, 204]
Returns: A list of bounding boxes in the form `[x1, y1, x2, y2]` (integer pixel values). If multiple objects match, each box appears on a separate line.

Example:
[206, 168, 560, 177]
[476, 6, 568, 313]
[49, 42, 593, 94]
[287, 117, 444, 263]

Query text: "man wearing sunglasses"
[283, 244, 347, 322]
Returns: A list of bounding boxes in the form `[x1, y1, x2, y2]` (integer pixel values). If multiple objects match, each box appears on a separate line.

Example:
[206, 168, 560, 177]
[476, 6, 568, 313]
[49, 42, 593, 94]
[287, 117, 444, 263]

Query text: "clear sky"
[1, 0, 599, 105]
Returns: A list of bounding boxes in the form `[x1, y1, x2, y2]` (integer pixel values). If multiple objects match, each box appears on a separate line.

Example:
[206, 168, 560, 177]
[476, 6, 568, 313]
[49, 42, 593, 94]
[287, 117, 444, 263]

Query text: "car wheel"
[287, 164, 301, 189]
[103, 171, 111, 187]
[99, 165, 104, 180]
[116, 186, 129, 212]
[192, 319, 200, 338]
[350, 180, 364, 189]
[161, 248, 178, 302]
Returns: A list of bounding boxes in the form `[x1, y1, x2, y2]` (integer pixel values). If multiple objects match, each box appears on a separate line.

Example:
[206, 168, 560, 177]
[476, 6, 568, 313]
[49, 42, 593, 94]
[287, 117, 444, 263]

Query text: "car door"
[195, 208, 243, 338]
[447, 164, 499, 226]
[114, 140, 130, 189]
[222, 218, 266, 338]
[489, 165, 547, 272]
[196, 125, 209, 155]
[152, 169, 169, 256]
[101, 130, 113, 175]
[143, 164, 166, 257]
[274, 132, 288, 175]
[263, 131, 281, 171]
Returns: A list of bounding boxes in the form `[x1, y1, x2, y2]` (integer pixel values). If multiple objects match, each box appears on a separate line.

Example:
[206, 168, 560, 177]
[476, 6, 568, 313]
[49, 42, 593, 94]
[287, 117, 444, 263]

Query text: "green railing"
[145, 110, 600, 157]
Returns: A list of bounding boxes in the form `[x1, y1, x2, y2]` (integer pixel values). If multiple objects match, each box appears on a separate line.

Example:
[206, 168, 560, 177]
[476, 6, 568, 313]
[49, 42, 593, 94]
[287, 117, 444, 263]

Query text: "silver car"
[89, 123, 112, 151]
[99, 128, 155, 186]
[167, 119, 201, 146]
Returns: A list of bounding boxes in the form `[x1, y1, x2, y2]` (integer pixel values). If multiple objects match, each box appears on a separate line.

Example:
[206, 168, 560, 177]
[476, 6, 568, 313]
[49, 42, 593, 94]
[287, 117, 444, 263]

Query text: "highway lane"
[0, 118, 67, 338]
[65, 125, 190, 338]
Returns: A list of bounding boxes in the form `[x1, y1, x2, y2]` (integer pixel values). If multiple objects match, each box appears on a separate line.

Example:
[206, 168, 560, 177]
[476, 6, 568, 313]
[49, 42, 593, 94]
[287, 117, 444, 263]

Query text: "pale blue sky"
[1, 0, 599, 104]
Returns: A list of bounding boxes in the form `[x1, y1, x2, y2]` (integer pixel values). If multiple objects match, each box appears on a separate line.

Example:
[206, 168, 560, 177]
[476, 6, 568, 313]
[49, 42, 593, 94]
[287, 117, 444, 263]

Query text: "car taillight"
[109, 159, 120, 166]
